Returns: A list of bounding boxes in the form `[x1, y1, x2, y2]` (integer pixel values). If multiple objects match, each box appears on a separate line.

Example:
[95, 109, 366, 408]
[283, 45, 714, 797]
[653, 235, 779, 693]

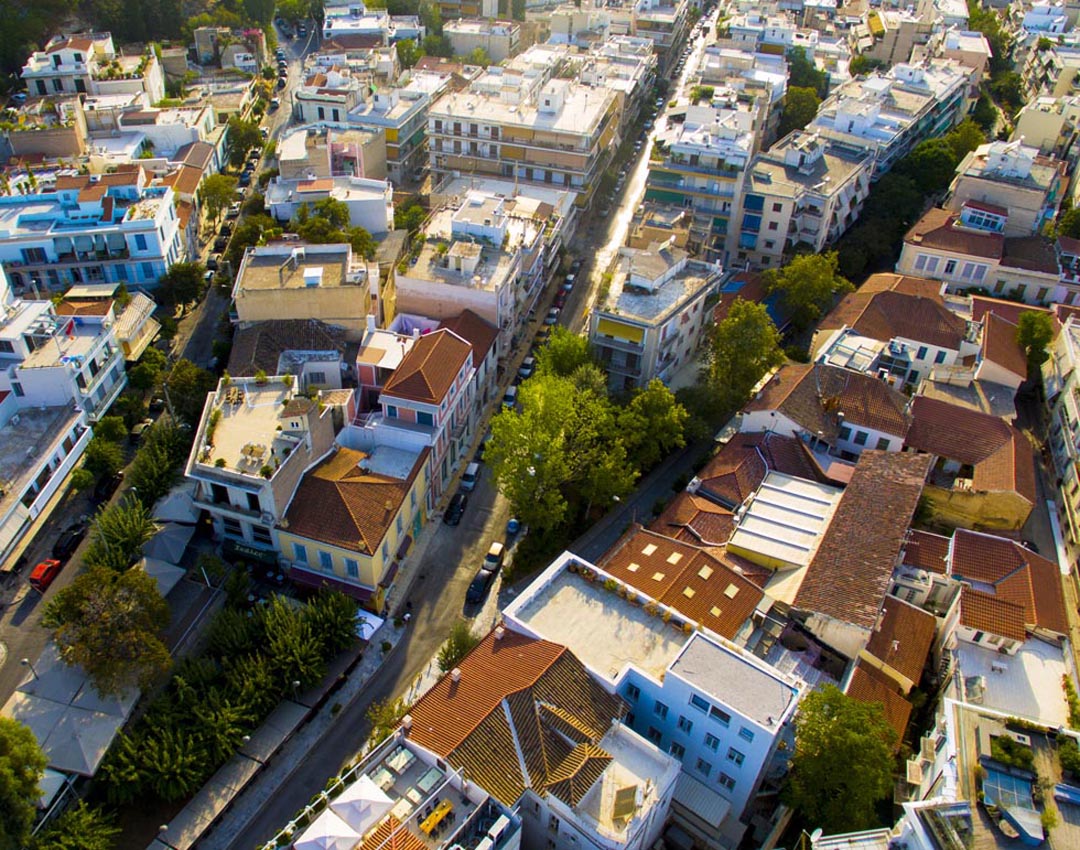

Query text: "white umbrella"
[152, 483, 199, 525]
[330, 774, 393, 834]
[137, 557, 187, 597]
[1, 691, 65, 745]
[295, 809, 361, 850]
[41, 707, 123, 776]
[143, 522, 195, 563]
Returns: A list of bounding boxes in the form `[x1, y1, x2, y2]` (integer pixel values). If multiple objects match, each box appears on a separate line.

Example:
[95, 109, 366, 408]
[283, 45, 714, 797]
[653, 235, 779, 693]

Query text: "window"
[853, 430, 868, 446]
[12, 383, 24, 397]
[141, 262, 154, 279]
[396, 515, 404, 536]
[876, 437, 890, 450]
[934, 350, 947, 364]
[223, 517, 242, 537]
[738, 727, 755, 743]
[318, 107, 325, 120]
[944, 260, 957, 275]
[772, 202, 783, 212]
[768, 221, 778, 231]
[247, 492, 260, 512]
[626, 683, 641, 701]
[727, 747, 745, 766]
[670, 742, 685, 760]
[654, 700, 669, 719]
[646, 726, 663, 745]
[741, 214, 762, 233]
[417, 411, 434, 427]
[319, 550, 333, 572]
[293, 544, 308, 563]
[345, 558, 359, 578]
[690, 694, 709, 712]
[839, 425, 852, 441]
[718, 772, 736, 792]
[386, 405, 398, 418]
[309, 371, 326, 385]
[677, 715, 693, 734]
[744, 195, 764, 212]
[135, 234, 147, 251]
[705, 733, 720, 752]
[915, 346, 927, 360]
[696, 758, 712, 778]
[709, 706, 731, 726]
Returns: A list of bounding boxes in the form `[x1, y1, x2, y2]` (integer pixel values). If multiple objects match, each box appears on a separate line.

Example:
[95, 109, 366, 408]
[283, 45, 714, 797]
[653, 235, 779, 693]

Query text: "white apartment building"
[428, 69, 620, 207]
[21, 33, 165, 104]
[580, 37, 658, 131]
[645, 100, 755, 265]
[589, 241, 722, 390]
[1023, 2, 1070, 35]
[264, 175, 394, 235]
[736, 132, 873, 269]
[1044, 315, 1080, 569]
[808, 61, 968, 176]
[444, 19, 521, 62]
[504, 551, 801, 850]
[0, 167, 185, 294]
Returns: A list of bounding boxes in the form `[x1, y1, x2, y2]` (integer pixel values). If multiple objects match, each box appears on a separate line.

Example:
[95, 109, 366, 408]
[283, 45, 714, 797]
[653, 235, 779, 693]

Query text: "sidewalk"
[153, 620, 406, 850]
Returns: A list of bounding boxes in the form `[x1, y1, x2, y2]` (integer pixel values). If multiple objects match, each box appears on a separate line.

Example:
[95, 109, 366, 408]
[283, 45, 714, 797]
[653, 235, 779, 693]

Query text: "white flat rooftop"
[956, 638, 1069, 727]
[506, 563, 687, 683]
[728, 472, 843, 569]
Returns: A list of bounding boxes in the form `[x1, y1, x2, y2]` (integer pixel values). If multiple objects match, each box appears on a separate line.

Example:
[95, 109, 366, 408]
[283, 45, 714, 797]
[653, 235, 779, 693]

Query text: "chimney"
[366, 314, 376, 334]
[451, 668, 462, 682]
[402, 714, 413, 729]
[412, 328, 420, 340]
[494, 626, 505, 641]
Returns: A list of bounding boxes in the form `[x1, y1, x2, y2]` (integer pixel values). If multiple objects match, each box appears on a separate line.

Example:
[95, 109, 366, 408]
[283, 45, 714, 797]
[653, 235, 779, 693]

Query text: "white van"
[502, 386, 518, 409]
[461, 462, 480, 491]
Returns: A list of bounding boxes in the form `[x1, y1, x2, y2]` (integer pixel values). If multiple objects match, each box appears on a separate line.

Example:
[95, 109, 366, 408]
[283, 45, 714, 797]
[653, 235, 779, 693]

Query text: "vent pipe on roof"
[402, 714, 413, 729]
[451, 668, 462, 682]
[495, 626, 505, 641]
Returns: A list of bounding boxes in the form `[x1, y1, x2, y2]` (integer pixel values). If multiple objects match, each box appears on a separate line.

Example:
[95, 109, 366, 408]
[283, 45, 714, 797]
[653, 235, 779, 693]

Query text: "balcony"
[192, 494, 265, 522]
[594, 334, 645, 354]
[603, 358, 642, 377]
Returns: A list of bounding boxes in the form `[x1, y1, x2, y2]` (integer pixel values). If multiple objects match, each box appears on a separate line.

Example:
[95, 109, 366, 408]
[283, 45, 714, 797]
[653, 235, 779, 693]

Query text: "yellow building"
[278, 445, 430, 612]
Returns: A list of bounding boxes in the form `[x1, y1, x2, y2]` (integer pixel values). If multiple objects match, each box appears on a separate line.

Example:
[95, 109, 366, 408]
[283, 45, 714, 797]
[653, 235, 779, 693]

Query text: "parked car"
[11, 92, 27, 105]
[270, 97, 281, 111]
[502, 385, 518, 408]
[276, 77, 287, 90]
[570, 259, 582, 274]
[444, 492, 468, 525]
[260, 127, 270, 140]
[518, 356, 536, 380]
[534, 327, 550, 347]
[562, 273, 576, 292]
[238, 172, 252, 187]
[130, 418, 154, 445]
[466, 564, 497, 603]
[29, 559, 63, 593]
[206, 256, 219, 271]
[483, 542, 505, 572]
[214, 236, 229, 251]
[219, 222, 233, 237]
[226, 202, 241, 219]
[93, 471, 123, 504]
[544, 307, 560, 326]
[554, 291, 567, 309]
[461, 462, 480, 492]
[52, 518, 89, 561]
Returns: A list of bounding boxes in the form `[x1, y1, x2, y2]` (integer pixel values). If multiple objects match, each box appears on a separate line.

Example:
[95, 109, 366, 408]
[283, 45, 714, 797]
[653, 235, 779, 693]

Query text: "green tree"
[1060, 207, 1080, 239]
[617, 380, 687, 471]
[786, 46, 827, 97]
[765, 252, 853, 332]
[777, 87, 821, 138]
[785, 685, 896, 833]
[367, 697, 409, 746]
[199, 173, 239, 228]
[70, 468, 96, 494]
[396, 38, 423, 69]
[263, 596, 326, 689]
[227, 117, 263, 168]
[537, 326, 595, 377]
[465, 47, 491, 66]
[968, 1, 1012, 74]
[990, 71, 1024, 114]
[44, 565, 171, 696]
[83, 497, 157, 572]
[243, 0, 275, 23]
[945, 119, 986, 162]
[304, 591, 360, 656]
[1017, 310, 1055, 370]
[437, 620, 481, 672]
[422, 34, 453, 58]
[83, 436, 125, 480]
[0, 717, 47, 850]
[895, 138, 959, 194]
[227, 214, 281, 265]
[972, 92, 998, 134]
[127, 418, 191, 507]
[703, 300, 784, 417]
[165, 359, 217, 426]
[849, 54, 886, 76]
[395, 203, 427, 233]
[29, 801, 120, 850]
[158, 262, 206, 308]
[127, 361, 161, 392]
[94, 416, 128, 444]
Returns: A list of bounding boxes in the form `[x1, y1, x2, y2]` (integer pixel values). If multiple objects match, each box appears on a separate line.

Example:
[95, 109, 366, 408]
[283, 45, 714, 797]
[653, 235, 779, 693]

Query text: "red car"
[29, 559, 63, 592]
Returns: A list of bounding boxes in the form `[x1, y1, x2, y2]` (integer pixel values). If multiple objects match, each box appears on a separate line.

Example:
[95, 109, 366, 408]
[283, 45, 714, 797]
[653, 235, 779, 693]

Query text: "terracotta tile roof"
[795, 451, 931, 631]
[598, 526, 763, 640]
[902, 529, 951, 574]
[971, 430, 1036, 505]
[950, 530, 1067, 636]
[406, 629, 624, 807]
[439, 309, 499, 361]
[980, 311, 1029, 380]
[971, 296, 1051, 327]
[174, 141, 215, 171]
[176, 199, 194, 230]
[694, 432, 824, 509]
[284, 447, 426, 555]
[55, 299, 113, 317]
[846, 661, 912, 748]
[744, 363, 912, 442]
[650, 491, 736, 547]
[47, 36, 94, 53]
[904, 208, 1003, 261]
[169, 165, 203, 197]
[861, 273, 946, 300]
[713, 272, 768, 323]
[959, 587, 1026, 642]
[414, 56, 466, 74]
[382, 329, 471, 405]
[227, 319, 347, 377]
[853, 290, 967, 351]
[866, 596, 936, 686]
[359, 816, 426, 850]
[77, 184, 107, 203]
[1001, 237, 1059, 274]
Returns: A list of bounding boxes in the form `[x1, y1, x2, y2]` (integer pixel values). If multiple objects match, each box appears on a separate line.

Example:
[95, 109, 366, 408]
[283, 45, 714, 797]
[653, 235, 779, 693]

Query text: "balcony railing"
[594, 335, 645, 354]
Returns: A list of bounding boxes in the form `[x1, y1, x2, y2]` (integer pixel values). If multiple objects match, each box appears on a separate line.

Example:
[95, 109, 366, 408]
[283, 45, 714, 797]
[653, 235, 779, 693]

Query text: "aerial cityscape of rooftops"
[5, 0, 1080, 848]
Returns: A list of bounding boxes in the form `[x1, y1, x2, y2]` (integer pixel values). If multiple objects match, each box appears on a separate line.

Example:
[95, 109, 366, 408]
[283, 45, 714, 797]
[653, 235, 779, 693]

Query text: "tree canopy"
[45, 565, 171, 696]
[703, 300, 784, 417]
[438, 620, 481, 672]
[29, 802, 119, 850]
[82, 496, 157, 571]
[786, 47, 828, 98]
[164, 359, 217, 426]
[0, 717, 48, 850]
[1017, 310, 1054, 370]
[200, 174, 238, 227]
[226, 118, 263, 168]
[765, 252, 853, 332]
[158, 262, 206, 308]
[778, 87, 821, 139]
[537, 326, 595, 377]
[784, 685, 897, 833]
[396, 38, 423, 69]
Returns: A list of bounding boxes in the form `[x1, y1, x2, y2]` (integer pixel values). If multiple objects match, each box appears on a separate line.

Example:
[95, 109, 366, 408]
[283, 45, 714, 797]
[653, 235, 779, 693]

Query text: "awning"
[289, 564, 375, 602]
[224, 538, 279, 566]
[596, 318, 644, 344]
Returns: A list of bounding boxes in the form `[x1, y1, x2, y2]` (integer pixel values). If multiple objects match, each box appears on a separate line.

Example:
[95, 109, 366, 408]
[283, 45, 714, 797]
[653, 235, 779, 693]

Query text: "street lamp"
[20, 658, 38, 681]
[291, 680, 301, 701]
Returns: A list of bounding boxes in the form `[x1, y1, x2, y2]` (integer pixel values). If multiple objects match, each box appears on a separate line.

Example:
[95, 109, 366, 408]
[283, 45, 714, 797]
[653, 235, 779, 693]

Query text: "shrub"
[990, 735, 1035, 772]
[1060, 737, 1080, 775]
[1065, 675, 1080, 729]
